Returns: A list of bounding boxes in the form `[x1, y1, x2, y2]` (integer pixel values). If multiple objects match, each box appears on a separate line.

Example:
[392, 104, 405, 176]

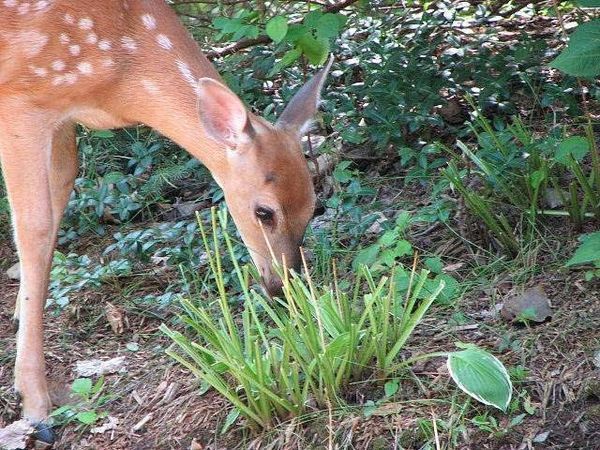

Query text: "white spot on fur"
[141, 79, 159, 94]
[51, 59, 65, 71]
[98, 39, 111, 51]
[85, 32, 98, 44]
[64, 13, 74, 24]
[17, 2, 30, 14]
[120, 36, 137, 51]
[34, 0, 49, 11]
[141, 14, 156, 30]
[69, 44, 81, 56]
[78, 18, 93, 30]
[156, 34, 172, 50]
[77, 61, 93, 75]
[29, 65, 47, 77]
[176, 60, 196, 90]
[64, 72, 78, 84]
[59, 33, 70, 44]
[102, 57, 114, 68]
[3, 0, 17, 7]
[18, 30, 48, 57]
[52, 75, 65, 85]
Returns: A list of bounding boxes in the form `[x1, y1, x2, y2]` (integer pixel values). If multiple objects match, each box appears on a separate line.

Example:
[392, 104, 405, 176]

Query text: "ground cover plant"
[1, 1, 600, 449]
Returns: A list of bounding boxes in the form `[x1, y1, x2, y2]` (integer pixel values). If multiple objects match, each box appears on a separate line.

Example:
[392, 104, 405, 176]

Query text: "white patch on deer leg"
[64, 13, 75, 24]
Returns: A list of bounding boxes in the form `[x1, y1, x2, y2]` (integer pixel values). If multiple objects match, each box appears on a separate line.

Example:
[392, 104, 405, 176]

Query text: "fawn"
[0, 0, 332, 443]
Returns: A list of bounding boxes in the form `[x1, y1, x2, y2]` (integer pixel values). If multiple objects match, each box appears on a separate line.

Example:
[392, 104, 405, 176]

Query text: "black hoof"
[32, 421, 56, 446]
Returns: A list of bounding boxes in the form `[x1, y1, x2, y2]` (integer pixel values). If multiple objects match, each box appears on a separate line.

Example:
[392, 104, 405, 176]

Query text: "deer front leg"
[0, 109, 71, 444]
[13, 123, 78, 325]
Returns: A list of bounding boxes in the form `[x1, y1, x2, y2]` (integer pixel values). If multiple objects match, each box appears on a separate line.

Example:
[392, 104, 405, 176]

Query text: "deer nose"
[262, 275, 284, 298]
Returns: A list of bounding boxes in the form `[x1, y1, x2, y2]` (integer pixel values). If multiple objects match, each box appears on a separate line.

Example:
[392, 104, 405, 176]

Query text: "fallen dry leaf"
[105, 302, 127, 335]
[76, 356, 127, 377]
[90, 416, 119, 434]
[0, 419, 33, 450]
[190, 438, 204, 450]
[501, 285, 552, 323]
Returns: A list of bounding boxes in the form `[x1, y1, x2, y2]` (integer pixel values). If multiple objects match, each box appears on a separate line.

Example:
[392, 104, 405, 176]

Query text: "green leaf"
[267, 48, 301, 77]
[316, 13, 343, 39]
[566, 231, 600, 266]
[221, 408, 240, 434]
[556, 136, 589, 165]
[266, 16, 288, 43]
[550, 20, 600, 77]
[378, 229, 398, 247]
[425, 257, 444, 274]
[447, 348, 512, 412]
[71, 378, 92, 396]
[353, 244, 381, 269]
[529, 169, 546, 189]
[297, 35, 329, 65]
[76, 410, 98, 425]
[384, 379, 399, 397]
[92, 130, 115, 139]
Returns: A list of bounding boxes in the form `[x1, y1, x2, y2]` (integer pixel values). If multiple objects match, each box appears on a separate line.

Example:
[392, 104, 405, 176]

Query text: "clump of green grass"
[161, 208, 512, 432]
[160, 208, 445, 430]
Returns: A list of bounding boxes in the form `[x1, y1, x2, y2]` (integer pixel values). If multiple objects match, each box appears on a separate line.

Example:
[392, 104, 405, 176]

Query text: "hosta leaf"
[555, 136, 589, 165]
[447, 347, 512, 411]
[550, 20, 600, 77]
[566, 231, 600, 266]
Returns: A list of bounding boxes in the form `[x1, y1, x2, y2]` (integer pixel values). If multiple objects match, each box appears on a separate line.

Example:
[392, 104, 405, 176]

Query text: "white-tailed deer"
[0, 0, 332, 443]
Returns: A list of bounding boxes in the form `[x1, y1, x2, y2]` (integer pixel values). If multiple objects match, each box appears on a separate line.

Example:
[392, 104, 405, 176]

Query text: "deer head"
[196, 59, 333, 296]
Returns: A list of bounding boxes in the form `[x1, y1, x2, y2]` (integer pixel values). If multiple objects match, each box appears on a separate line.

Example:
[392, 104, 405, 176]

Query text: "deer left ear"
[197, 78, 255, 148]
[276, 55, 334, 136]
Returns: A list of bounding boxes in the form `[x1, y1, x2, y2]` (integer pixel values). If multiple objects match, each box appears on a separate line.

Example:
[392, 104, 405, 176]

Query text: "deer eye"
[255, 206, 275, 228]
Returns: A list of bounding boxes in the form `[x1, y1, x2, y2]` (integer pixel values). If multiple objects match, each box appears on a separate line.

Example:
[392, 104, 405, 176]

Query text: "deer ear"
[276, 55, 334, 136]
[197, 78, 254, 148]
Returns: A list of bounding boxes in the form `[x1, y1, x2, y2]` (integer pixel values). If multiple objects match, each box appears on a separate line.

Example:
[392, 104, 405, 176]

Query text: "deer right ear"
[276, 55, 334, 136]
[197, 78, 254, 148]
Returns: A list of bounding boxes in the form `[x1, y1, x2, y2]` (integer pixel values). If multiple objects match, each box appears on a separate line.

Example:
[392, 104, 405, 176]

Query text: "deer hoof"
[32, 421, 56, 447]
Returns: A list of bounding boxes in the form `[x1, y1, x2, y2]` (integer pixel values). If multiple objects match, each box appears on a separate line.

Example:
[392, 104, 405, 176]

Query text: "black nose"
[262, 276, 284, 298]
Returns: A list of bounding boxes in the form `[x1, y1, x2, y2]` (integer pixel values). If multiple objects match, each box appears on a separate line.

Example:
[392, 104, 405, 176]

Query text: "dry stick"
[206, 0, 361, 59]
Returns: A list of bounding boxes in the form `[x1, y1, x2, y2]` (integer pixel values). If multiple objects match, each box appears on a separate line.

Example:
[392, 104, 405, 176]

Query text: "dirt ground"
[1, 234, 600, 449]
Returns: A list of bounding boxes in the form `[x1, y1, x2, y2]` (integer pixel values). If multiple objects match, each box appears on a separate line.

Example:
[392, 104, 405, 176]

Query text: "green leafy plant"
[161, 208, 511, 430]
[50, 377, 109, 427]
[566, 231, 600, 280]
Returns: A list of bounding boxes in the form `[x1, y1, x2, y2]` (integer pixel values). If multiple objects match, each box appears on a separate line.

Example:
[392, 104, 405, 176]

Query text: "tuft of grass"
[160, 208, 446, 430]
